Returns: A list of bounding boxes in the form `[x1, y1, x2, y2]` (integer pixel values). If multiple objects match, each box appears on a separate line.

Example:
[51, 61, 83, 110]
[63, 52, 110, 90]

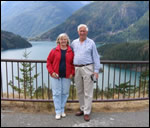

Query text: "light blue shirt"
[71, 37, 101, 73]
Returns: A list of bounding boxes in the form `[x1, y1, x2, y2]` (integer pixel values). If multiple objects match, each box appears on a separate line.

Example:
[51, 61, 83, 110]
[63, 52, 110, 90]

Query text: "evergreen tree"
[9, 49, 39, 97]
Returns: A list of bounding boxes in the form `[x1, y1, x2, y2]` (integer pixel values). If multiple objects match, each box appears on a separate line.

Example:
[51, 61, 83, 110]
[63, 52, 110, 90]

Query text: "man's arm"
[92, 42, 101, 78]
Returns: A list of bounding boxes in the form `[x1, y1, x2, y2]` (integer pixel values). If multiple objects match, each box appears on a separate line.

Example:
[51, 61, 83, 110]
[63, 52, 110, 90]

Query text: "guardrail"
[1, 59, 149, 102]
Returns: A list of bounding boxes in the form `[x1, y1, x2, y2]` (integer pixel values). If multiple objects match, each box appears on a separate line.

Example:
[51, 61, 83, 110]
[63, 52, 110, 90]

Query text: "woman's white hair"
[77, 24, 88, 31]
[56, 33, 70, 45]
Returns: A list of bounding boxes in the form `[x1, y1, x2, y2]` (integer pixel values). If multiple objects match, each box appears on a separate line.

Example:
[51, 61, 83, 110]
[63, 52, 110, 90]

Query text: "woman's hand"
[52, 72, 59, 79]
[69, 74, 73, 79]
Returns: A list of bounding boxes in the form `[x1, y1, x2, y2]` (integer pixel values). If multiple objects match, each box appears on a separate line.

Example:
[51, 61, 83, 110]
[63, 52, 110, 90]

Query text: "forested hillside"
[98, 40, 149, 61]
[1, 30, 32, 51]
[35, 1, 149, 43]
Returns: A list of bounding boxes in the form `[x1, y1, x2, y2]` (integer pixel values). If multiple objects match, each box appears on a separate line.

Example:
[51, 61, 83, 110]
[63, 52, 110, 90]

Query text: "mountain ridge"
[33, 1, 149, 43]
[1, 1, 88, 38]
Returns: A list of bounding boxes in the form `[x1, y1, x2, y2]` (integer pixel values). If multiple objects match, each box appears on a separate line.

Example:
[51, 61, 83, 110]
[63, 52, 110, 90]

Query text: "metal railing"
[1, 59, 149, 102]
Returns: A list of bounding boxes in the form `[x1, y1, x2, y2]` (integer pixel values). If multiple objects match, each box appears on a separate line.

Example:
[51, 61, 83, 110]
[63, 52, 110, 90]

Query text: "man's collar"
[78, 37, 88, 42]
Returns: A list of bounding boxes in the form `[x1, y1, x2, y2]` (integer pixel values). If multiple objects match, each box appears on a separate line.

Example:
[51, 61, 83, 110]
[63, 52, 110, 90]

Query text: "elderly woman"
[47, 33, 74, 120]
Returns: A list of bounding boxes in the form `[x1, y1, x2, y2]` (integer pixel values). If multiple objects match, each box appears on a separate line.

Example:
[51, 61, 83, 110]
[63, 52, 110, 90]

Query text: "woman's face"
[59, 36, 68, 46]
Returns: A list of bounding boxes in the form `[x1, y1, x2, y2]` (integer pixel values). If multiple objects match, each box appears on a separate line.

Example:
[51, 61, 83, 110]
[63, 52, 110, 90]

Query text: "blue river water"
[1, 41, 141, 93]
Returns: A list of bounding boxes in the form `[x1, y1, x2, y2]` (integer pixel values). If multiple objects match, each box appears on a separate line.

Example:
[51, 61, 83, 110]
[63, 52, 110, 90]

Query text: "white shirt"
[71, 37, 101, 73]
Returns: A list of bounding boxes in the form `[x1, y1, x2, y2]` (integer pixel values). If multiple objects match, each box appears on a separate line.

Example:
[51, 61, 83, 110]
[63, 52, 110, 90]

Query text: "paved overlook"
[1, 107, 149, 127]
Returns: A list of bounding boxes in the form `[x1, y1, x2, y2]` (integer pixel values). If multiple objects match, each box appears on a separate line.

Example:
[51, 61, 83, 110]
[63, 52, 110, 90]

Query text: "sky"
[1, 1, 92, 5]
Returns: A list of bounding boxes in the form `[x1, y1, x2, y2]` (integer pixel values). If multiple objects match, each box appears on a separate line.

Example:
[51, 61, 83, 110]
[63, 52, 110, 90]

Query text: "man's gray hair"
[56, 33, 70, 45]
[77, 24, 88, 31]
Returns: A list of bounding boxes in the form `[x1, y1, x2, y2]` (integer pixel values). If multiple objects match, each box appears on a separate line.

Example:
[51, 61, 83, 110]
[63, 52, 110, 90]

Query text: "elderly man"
[71, 24, 101, 121]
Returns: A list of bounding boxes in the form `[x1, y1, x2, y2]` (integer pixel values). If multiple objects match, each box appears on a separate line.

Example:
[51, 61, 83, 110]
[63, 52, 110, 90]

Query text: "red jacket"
[47, 45, 75, 78]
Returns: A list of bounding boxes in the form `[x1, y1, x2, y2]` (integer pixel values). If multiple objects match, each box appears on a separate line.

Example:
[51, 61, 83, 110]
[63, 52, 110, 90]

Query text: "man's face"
[78, 27, 88, 40]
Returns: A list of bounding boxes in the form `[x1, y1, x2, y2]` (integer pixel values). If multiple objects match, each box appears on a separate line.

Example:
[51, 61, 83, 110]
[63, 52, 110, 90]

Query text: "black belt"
[74, 63, 93, 67]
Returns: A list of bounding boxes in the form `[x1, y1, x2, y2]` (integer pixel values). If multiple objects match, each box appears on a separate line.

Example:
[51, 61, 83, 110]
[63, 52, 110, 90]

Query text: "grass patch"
[1, 100, 149, 114]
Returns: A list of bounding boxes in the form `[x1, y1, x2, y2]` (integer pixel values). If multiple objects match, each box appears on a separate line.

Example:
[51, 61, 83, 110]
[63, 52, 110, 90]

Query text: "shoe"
[84, 114, 90, 121]
[55, 114, 61, 120]
[75, 110, 84, 116]
[61, 112, 66, 118]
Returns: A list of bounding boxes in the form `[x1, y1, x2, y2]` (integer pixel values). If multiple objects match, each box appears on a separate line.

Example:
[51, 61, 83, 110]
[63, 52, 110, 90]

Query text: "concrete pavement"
[1, 108, 149, 127]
